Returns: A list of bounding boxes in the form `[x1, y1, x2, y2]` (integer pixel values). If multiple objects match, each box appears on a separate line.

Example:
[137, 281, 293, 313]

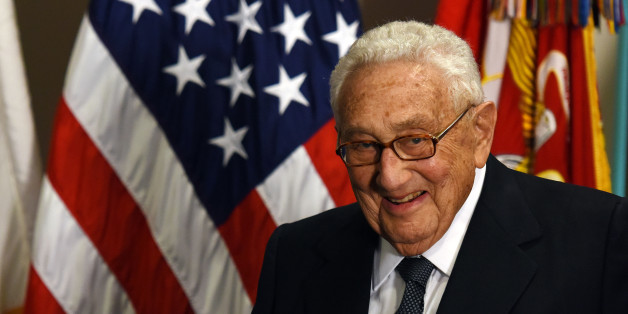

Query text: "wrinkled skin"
[335, 60, 497, 256]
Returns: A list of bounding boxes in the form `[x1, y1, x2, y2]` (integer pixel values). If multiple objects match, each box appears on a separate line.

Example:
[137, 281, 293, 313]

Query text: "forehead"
[337, 60, 450, 135]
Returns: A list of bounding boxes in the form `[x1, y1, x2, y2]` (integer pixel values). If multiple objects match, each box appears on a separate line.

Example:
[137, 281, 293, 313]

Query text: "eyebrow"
[388, 115, 434, 132]
[339, 114, 436, 140]
[339, 126, 374, 140]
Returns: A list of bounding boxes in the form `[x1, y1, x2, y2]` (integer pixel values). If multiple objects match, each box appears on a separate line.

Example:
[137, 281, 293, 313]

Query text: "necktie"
[395, 257, 435, 314]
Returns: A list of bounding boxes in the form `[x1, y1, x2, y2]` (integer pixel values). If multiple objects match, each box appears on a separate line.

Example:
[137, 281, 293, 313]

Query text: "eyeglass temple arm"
[433, 105, 474, 142]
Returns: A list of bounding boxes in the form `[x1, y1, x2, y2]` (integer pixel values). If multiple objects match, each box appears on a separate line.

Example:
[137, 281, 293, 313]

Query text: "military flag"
[436, 0, 620, 192]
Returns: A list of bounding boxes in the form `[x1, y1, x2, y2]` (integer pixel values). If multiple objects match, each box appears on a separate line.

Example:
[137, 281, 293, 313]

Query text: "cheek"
[425, 143, 475, 190]
[430, 142, 476, 208]
[347, 167, 374, 192]
[347, 168, 380, 207]
[347, 168, 383, 227]
[420, 148, 458, 187]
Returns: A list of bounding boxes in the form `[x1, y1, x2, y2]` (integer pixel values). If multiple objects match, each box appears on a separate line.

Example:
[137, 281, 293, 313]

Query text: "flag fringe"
[487, 0, 626, 29]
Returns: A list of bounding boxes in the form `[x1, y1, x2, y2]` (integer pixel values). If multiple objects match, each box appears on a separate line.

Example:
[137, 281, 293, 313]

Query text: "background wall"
[14, 0, 621, 191]
[15, 0, 88, 163]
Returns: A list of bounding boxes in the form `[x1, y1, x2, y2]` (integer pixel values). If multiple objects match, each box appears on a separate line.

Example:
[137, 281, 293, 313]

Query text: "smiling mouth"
[388, 191, 426, 205]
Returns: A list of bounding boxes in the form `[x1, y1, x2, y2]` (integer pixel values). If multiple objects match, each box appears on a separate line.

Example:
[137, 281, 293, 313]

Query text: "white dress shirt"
[368, 165, 486, 314]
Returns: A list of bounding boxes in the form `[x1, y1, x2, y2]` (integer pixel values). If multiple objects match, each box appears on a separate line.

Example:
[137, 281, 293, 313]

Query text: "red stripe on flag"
[218, 190, 277, 304]
[24, 266, 65, 314]
[47, 99, 193, 313]
[304, 119, 356, 207]
[435, 0, 488, 64]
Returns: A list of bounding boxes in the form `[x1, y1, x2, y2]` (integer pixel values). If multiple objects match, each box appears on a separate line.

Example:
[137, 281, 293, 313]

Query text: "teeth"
[390, 191, 424, 204]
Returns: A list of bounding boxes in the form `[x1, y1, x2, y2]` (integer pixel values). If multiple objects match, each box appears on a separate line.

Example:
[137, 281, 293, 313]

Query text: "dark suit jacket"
[253, 155, 628, 313]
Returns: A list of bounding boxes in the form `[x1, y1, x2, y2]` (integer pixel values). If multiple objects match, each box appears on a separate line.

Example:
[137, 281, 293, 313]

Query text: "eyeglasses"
[336, 106, 474, 167]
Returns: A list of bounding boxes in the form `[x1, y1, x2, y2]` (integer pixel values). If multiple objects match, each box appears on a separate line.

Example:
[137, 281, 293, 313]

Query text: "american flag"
[25, 0, 359, 312]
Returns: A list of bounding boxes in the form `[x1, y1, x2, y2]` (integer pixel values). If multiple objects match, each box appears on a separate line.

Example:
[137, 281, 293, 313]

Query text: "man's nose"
[376, 147, 411, 190]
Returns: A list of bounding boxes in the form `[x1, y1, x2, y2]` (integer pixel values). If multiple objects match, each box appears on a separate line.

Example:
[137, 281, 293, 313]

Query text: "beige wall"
[15, 0, 89, 163]
[360, 0, 438, 29]
[595, 28, 619, 174]
[15, 1, 622, 193]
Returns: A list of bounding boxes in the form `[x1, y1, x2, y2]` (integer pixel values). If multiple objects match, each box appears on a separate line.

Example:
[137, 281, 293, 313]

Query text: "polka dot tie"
[395, 257, 435, 314]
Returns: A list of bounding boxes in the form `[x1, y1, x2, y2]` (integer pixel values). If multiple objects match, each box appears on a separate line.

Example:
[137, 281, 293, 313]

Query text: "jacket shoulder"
[511, 167, 621, 216]
[276, 202, 365, 245]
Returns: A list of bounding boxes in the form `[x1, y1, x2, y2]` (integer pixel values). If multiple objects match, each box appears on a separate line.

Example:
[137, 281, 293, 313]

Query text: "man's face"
[336, 60, 486, 256]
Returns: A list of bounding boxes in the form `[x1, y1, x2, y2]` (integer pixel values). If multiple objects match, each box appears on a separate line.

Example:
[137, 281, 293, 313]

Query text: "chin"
[386, 231, 428, 245]
[382, 218, 439, 250]
[384, 225, 432, 244]
[387, 238, 429, 256]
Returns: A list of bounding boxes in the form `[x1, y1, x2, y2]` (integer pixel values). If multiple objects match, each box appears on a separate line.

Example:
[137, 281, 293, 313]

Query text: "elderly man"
[253, 21, 628, 313]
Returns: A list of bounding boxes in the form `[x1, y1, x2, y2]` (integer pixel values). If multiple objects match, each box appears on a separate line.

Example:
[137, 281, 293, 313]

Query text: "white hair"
[329, 21, 483, 114]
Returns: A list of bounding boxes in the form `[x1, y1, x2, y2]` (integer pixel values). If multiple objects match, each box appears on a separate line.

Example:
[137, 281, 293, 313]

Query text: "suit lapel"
[303, 204, 378, 314]
[437, 156, 541, 313]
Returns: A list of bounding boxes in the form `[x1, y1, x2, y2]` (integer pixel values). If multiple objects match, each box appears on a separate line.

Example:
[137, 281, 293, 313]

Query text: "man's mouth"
[387, 191, 426, 205]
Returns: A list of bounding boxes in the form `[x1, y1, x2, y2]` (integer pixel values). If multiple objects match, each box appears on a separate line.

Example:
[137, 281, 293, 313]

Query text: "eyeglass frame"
[335, 105, 476, 167]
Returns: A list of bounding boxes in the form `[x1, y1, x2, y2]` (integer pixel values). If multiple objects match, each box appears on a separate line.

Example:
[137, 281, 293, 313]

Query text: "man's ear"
[472, 101, 497, 168]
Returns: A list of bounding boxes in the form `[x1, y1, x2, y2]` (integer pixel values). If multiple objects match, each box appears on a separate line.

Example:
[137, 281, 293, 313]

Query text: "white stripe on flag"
[32, 178, 134, 314]
[62, 16, 251, 313]
[481, 17, 511, 109]
[257, 145, 335, 225]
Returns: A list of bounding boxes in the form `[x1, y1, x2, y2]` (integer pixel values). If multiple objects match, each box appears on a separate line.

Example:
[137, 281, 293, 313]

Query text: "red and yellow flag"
[568, 22, 612, 190]
[534, 23, 571, 182]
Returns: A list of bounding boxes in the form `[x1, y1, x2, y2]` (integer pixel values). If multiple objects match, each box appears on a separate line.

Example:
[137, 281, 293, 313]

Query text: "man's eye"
[410, 137, 425, 144]
[353, 142, 376, 150]
[347, 142, 376, 152]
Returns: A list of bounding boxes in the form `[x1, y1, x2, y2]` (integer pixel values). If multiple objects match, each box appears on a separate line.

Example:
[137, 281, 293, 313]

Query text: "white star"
[322, 12, 359, 57]
[271, 4, 312, 54]
[209, 118, 249, 166]
[225, 0, 263, 43]
[118, 0, 162, 23]
[173, 0, 215, 35]
[216, 58, 255, 107]
[264, 66, 309, 115]
[163, 46, 206, 95]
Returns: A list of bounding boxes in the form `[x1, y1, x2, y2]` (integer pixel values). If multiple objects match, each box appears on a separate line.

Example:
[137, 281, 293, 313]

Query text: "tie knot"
[396, 257, 434, 287]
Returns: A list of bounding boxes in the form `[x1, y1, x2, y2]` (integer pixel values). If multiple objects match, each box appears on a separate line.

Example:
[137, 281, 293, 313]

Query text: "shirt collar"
[372, 165, 486, 291]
